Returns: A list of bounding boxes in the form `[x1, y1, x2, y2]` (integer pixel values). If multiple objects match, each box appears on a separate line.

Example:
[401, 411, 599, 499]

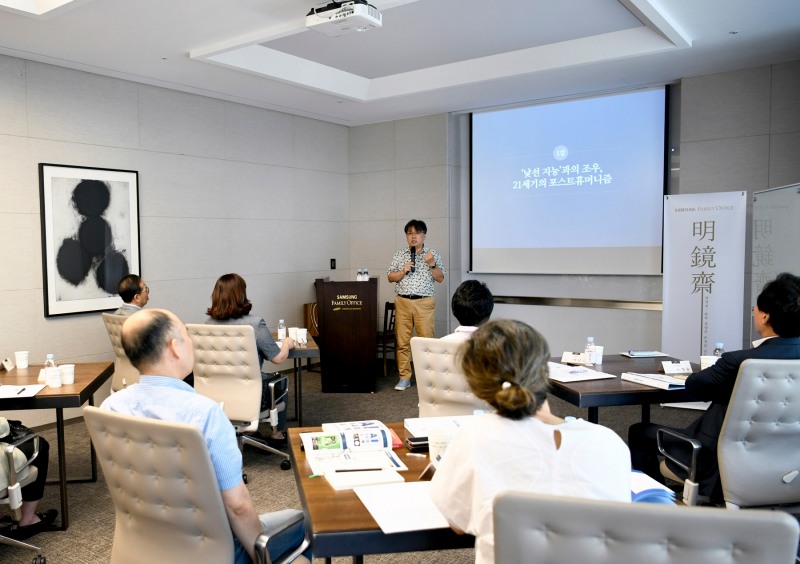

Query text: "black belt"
[399, 294, 429, 300]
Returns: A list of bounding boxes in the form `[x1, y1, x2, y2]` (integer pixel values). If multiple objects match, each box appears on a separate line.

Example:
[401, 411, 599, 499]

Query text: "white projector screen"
[471, 87, 666, 275]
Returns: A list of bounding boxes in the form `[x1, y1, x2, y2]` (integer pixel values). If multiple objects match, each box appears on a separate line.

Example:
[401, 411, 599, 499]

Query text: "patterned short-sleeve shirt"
[388, 245, 445, 296]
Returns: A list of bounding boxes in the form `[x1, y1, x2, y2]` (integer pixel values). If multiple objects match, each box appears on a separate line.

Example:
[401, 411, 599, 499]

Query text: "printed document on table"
[547, 362, 616, 383]
[0, 384, 46, 398]
[354, 481, 450, 534]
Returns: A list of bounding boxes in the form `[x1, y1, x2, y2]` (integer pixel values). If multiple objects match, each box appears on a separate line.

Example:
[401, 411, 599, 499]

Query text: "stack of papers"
[547, 362, 616, 383]
[621, 372, 685, 390]
[0, 384, 46, 398]
[325, 468, 404, 491]
[354, 481, 450, 533]
[403, 415, 474, 438]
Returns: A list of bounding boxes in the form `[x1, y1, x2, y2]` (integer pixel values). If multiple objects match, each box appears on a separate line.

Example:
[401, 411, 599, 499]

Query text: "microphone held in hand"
[410, 246, 416, 273]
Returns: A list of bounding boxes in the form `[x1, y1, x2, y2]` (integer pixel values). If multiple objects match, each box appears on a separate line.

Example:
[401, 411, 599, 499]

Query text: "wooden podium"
[314, 277, 377, 392]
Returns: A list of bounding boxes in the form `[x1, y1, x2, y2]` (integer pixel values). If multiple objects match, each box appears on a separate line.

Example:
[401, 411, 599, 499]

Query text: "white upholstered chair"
[83, 407, 308, 564]
[101, 313, 140, 392]
[186, 323, 291, 471]
[0, 432, 45, 563]
[659, 358, 800, 511]
[494, 491, 800, 564]
[410, 336, 492, 417]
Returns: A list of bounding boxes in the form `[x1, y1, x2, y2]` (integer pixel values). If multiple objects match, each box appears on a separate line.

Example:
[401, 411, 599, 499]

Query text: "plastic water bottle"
[44, 353, 61, 388]
[363, 268, 369, 280]
[277, 319, 287, 341]
[584, 337, 595, 362]
[713, 342, 725, 356]
[356, 268, 364, 281]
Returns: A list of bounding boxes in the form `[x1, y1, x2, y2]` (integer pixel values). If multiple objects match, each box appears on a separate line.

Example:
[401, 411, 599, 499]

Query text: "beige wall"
[0, 55, 350, 425]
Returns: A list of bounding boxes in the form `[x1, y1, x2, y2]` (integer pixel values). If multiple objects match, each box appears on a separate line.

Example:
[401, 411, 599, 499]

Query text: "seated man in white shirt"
[441, 280, 494, 341]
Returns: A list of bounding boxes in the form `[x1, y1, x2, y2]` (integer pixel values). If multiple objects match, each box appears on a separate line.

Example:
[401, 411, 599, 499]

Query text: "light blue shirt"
[100, 375, 243, 492]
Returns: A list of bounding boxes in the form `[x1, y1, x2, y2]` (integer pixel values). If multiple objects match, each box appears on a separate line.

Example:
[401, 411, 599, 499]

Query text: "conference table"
[547, 355, 695, 424]
[288, 423, 474, 563]
[0, 361, 114, 530]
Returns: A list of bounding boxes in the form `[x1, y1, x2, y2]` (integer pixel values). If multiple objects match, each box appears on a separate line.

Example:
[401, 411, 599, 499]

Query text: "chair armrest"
[254, 510, 310, 564]
[656, 427, 701, 483]
[3, 433, 39, 488]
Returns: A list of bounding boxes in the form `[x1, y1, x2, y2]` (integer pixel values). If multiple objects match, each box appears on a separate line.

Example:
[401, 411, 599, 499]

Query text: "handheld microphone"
[410, 246, 416, 273]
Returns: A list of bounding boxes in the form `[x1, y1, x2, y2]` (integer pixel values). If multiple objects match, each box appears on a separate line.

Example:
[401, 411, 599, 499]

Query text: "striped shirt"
[100, 375, 243, 492]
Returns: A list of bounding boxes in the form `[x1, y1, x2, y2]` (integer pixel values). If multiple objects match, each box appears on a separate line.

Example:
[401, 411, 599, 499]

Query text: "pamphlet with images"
[300, 421, 408, 476]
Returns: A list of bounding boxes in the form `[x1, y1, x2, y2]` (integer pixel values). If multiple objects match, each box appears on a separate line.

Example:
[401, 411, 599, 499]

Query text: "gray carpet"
[0, 362, 700, 563]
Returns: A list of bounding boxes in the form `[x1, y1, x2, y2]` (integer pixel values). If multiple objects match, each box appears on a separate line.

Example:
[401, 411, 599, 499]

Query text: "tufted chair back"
[411, 336, 492, 418]
[185, 324, 262, 426]
[83, 406, 234, 564]
[718, 358, 800, 510]
[101, 313, 141, 391]
[493, 491, 800, 564]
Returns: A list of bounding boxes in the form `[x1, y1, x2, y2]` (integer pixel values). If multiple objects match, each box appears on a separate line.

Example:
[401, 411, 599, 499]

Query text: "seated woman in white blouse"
[429, 319, 632, 564]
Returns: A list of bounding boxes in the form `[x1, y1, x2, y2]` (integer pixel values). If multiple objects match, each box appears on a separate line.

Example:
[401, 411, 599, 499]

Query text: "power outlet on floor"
[330, 258, 336, 269]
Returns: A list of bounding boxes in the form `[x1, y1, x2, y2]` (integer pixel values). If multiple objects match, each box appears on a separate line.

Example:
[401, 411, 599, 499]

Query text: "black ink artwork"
[55, 179, 129, 294]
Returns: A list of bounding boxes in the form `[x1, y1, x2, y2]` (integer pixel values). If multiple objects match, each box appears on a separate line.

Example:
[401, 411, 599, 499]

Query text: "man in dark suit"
[113, 274, 149, 315]
[629, 272, 800, 500]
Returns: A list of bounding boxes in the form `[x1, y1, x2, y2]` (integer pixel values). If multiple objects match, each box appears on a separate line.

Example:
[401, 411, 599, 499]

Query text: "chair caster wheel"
[33, 556, 46, 564]
[280, 459, 291, 470]
[243, 473, 248, 484]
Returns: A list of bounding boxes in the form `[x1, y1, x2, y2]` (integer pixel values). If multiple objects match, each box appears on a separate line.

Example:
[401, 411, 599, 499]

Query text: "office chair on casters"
[186, 324, 292, 472]
[376, 302, 397, 377]
[658, 358, 800, 512]
[83, 407, 308, 564]
[101, 313, 141, 392]
[493, 491, 800, 564]
[410, 336, 493, 417]
[0, 432, 45, 564]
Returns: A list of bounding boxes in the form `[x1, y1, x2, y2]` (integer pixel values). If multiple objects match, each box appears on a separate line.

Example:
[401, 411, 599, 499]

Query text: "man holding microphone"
[387, 220, 446, 390]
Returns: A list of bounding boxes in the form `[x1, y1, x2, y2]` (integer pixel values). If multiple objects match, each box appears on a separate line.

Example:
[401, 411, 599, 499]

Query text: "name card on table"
[661, 360, 693, 376]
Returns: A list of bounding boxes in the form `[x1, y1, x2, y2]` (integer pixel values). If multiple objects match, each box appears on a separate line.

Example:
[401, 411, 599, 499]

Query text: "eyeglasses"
[406, 231, 425, 236]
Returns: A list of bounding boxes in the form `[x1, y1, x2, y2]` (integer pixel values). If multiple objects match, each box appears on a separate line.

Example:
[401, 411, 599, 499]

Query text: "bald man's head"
[121, 309, 191, 374]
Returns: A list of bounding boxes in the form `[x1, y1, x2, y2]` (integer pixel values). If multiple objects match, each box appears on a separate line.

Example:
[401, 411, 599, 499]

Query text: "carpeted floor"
[0, 361, 701, 563]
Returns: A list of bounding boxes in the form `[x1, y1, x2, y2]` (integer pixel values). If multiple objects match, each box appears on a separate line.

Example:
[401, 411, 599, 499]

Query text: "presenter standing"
[387, 219, 445, 391]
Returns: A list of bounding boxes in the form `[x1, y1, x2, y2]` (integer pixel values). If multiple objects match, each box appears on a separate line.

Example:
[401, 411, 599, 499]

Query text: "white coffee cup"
[700, 355, 720, 370]
[14, 351, 29, 369]
[288, 327, 299, 341]
[45, 366, 62, 388]
[60, 364, 76, 385]
[428, 430, 452, 467]
[297, 328, 308, 347]
[591, 345, 604, 364]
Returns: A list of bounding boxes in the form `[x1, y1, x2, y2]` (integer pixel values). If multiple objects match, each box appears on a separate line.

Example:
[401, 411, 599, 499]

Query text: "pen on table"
[16, 387, 25, 395]
[406, 453, 425, 458]
[335, 468, 383, 473]
[308, 474, 322, 478]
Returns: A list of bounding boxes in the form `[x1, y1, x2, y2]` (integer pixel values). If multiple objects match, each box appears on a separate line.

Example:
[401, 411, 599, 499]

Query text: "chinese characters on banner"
[662, 192, 747, 361]
[751, 184, 800, 341]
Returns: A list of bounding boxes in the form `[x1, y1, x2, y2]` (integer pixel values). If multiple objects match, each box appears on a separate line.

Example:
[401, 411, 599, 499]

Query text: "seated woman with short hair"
[429, 319, 631, 564]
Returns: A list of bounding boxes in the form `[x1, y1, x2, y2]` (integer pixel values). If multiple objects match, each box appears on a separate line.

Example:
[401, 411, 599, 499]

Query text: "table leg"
[588, 407, 599, 424]
[89, 396, 97, 482]
[641, 403, 651, 424]
[353, 557, 363, 564]
[56, 408, 68, 530]
[296, 359, 304, 427]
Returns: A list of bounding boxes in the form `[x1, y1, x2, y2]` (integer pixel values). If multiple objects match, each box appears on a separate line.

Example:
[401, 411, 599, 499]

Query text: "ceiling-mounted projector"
[306, 0, 382, 37]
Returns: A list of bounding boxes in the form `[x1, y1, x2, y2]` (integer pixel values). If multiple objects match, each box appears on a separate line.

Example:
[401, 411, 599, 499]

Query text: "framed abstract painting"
[39, 163, 140, 316]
